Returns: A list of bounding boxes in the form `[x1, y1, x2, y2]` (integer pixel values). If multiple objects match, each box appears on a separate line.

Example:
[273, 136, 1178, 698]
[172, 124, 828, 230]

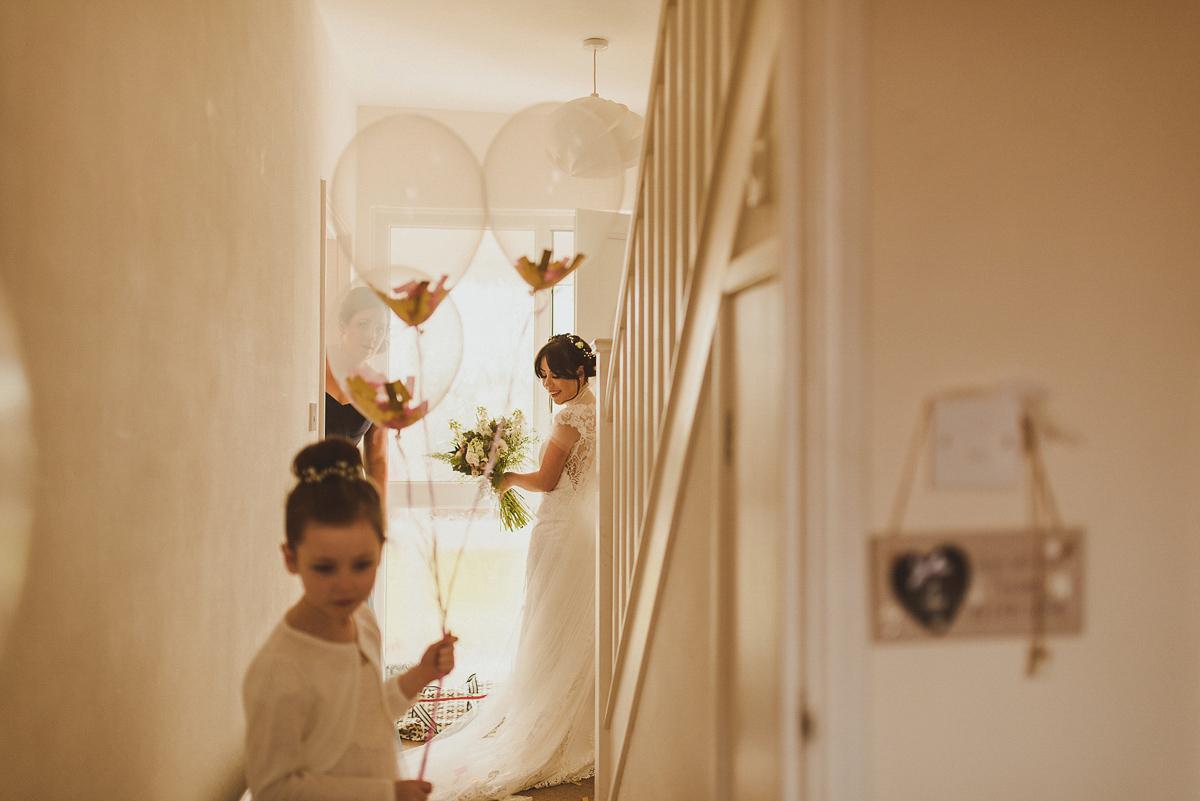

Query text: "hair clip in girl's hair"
[300, 461, 365, 483]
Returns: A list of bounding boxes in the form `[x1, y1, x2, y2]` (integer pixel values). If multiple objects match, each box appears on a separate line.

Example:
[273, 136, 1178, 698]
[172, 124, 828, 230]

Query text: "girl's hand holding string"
[424, 632, 457, 678]
[397, 632, 458, 700]
[393, 779, 433, 801]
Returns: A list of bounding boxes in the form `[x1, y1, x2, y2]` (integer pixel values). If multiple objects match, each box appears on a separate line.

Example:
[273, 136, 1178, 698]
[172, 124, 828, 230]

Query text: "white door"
[574, 209, 630, 345]
[719, 265, 797, 800]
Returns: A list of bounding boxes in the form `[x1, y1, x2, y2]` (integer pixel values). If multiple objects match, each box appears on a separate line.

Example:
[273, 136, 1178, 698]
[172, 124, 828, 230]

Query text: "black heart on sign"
[890, 544, 971, 634]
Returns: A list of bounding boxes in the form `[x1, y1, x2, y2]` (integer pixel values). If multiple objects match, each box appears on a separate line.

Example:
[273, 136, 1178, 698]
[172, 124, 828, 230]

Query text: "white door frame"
[777, 0, 870, 799]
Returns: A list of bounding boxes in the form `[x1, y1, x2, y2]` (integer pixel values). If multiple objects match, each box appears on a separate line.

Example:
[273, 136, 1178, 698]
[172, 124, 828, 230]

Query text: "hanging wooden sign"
[869, 528, 1085, 642]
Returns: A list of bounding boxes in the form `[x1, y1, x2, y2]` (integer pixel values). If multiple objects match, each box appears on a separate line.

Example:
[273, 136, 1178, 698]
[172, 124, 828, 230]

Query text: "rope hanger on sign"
[887, 388, 1066, 677]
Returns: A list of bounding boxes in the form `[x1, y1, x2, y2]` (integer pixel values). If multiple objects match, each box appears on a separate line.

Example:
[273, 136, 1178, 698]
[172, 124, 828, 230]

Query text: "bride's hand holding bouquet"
[433, 408, 535, 531]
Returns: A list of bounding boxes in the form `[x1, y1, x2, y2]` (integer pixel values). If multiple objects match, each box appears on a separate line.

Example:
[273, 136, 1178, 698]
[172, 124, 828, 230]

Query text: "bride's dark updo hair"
[285, 437, 385, 549]
[535, 333, 597, 381]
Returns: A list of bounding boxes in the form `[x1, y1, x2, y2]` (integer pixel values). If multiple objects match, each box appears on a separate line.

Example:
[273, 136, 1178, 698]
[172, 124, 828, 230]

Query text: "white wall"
[866, 1, 1200, 798]
[0, 2, 353, 799]
[317, 16, 360, 180]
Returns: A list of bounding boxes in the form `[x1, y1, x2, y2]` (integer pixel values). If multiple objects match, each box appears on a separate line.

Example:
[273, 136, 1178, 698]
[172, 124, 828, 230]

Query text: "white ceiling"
[315, 0, 663, 114]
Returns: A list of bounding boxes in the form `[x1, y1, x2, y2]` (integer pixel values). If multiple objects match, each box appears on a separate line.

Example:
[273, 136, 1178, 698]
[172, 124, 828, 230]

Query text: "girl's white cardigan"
[243, 605, 415, 801]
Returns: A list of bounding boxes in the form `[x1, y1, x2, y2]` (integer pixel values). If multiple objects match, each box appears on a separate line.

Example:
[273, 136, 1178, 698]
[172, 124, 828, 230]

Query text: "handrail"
[597, 0, 782, 798]
[605, 0, 781, 725]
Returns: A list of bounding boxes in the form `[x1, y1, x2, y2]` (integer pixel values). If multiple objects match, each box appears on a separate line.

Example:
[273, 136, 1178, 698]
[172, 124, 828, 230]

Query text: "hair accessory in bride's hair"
[551, 333, 596, 367]
[300, 461, 365, 483]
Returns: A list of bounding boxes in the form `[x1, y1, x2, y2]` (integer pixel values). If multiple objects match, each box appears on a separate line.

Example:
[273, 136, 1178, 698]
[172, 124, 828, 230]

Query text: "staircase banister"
[605, 0, 672, 415]
[600, 3, 785, 796]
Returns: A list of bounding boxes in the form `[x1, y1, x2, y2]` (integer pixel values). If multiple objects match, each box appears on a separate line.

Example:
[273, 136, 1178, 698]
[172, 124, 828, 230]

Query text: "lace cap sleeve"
[548, 422, 582, 452]
[543, 399, 596, 490]
[553, 402, 593, 438]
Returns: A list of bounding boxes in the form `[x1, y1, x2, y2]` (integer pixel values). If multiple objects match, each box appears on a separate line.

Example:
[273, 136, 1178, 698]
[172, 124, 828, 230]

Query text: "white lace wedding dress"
[405, 388, 597, 800]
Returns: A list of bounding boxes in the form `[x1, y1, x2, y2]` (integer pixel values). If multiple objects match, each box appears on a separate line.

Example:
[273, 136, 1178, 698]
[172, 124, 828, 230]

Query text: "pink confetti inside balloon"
[326, 267, 464, 431]
[483, 102, 625, 290]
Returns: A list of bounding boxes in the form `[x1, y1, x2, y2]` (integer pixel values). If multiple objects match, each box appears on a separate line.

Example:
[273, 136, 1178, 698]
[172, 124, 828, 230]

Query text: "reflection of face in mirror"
[335, 286, 389, 368]
[340, 308, 388, 365]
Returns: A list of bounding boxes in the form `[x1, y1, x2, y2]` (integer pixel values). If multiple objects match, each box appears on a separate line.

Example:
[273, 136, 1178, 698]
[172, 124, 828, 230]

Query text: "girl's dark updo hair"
[535, 334, 597, 381]
[285, 438, 385, 549]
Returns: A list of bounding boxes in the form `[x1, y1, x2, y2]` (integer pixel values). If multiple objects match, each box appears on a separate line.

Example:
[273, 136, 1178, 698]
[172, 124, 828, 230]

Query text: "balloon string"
[411, 284, 553, 778]
[416, 629, 447, 781]
[392, 432, 445, 633]
[413, 331, 450, 632]
[441, 294, 544, 616]
[409, 329, 452, 781]
[393, 427, 449, 778]
[479, 288, 552, 495]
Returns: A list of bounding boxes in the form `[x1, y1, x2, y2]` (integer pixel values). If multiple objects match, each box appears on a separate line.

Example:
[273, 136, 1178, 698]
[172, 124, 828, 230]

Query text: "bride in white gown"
[406, 333, 598, 801]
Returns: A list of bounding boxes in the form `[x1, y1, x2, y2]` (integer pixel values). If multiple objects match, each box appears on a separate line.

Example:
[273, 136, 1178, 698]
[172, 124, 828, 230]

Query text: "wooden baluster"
[660, 5, 676, 432]
[635, 149, 649, 551]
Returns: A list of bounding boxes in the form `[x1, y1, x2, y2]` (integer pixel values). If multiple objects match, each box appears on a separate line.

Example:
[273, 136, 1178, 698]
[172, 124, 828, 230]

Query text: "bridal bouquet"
[433, 408, 536, 531]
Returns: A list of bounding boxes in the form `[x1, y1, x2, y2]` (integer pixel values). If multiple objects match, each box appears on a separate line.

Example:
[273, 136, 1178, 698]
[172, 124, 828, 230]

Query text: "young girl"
[244, 437, 456, 801]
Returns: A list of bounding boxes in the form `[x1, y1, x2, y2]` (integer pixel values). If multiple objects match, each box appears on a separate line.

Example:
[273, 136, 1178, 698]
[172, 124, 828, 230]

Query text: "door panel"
[723, 273, 788, 800]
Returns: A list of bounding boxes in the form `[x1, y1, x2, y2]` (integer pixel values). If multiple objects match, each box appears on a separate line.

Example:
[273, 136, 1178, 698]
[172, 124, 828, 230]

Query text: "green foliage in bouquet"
[432, 408, 537, 531]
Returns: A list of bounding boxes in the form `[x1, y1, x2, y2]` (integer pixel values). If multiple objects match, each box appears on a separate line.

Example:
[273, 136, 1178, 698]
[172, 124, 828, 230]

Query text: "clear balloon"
[326, 267, 464, 432]
[330, 113, 486, 290]
[483, 102, 625, 290]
